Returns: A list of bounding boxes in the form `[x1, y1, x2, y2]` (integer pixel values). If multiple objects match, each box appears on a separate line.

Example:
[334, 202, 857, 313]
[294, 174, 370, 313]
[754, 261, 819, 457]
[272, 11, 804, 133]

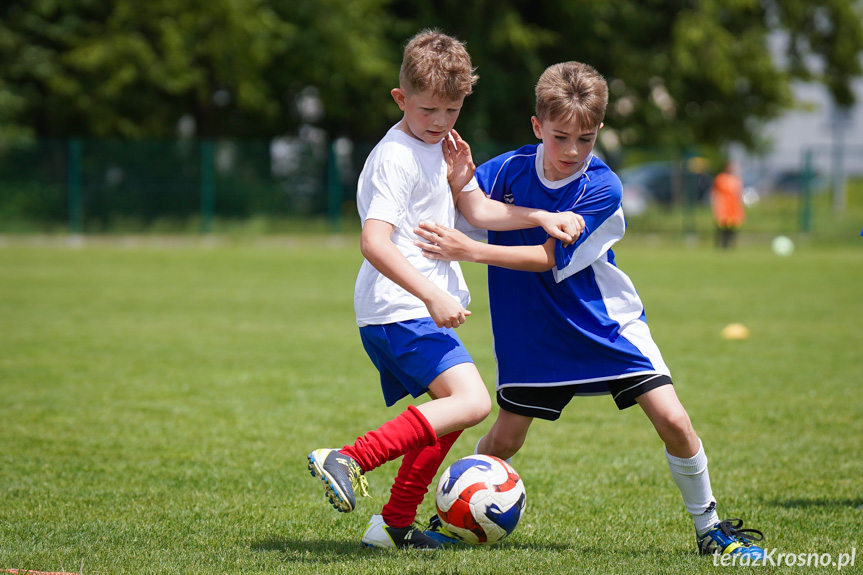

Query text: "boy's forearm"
[489, 204, 551, 232]
[363, 219, 471, 329]
[456, 189, 582, 246]
[415, 221, 557, 273]
[457, 189, 545, 232]
[468, 240, 555, 272]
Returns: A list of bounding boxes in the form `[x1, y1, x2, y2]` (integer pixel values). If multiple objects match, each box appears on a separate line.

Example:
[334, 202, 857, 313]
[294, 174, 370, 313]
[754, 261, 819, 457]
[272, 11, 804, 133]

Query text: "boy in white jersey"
[416, 61, 765, 558]
[307, 32, 583, 550]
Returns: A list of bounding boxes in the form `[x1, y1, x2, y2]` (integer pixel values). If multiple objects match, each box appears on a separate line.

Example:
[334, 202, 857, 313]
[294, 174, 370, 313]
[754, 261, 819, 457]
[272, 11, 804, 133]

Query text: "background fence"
[0, 136, 373, 233]
[0, 137, 860, 238]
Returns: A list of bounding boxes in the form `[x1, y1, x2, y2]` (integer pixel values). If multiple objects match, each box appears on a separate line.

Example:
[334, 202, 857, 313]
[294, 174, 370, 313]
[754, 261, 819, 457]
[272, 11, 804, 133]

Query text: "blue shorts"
[359, 317, 474, 407]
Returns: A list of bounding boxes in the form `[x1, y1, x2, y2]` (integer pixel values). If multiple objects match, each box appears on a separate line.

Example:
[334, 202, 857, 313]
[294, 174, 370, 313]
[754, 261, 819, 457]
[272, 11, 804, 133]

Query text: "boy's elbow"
[360, 229, 385, 262]
[361, 220, 390, 253]
[360, 233, 372, 259]
[360, 236, 388, 264]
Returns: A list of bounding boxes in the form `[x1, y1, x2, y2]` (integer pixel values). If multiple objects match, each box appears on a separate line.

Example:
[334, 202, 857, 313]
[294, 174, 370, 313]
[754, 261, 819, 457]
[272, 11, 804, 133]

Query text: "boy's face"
[531, 115, 602, 182]
[391, 88, 466, 145]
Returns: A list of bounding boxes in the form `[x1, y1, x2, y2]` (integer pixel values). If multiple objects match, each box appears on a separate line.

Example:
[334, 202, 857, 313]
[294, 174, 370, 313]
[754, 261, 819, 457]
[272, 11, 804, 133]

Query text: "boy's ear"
[530, 116, 543, 140]
[391, 88, 407, 111]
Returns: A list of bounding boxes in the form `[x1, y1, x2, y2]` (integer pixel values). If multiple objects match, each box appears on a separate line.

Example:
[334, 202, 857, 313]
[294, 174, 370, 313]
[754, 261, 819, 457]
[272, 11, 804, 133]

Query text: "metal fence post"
[200, 141, 214, 234]
[830, 106, 850, 213]
[800, 149, 813, 234]
[327, 141, 342, 231]
[682, 151, 696, 236]
[67, 138, 83, 234]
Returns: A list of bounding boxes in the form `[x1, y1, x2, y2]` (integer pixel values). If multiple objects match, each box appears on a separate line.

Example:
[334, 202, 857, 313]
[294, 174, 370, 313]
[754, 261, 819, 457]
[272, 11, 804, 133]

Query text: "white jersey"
[354, 125, 476, 327]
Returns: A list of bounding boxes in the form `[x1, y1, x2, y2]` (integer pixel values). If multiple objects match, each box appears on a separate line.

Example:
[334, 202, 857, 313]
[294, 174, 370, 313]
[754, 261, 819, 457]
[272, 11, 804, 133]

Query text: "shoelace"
[348, 463, 371, 498]
[429, 515, 455, 537]
[716, 519, 764, 544]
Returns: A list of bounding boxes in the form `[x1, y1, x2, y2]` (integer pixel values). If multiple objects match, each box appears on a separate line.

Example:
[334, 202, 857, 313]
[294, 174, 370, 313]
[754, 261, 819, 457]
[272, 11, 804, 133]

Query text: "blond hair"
[535, 62, 608, 129]
[399, 29, 478, 100]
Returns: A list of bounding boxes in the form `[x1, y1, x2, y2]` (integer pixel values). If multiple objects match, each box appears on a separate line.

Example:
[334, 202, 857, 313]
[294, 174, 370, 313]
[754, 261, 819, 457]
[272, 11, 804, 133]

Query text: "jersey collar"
[535, 144, 594, 189]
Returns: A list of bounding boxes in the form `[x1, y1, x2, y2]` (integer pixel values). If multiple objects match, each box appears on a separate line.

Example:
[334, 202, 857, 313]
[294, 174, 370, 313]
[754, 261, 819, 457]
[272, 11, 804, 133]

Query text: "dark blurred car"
[744, 168, 824, 195]
[739, 167, 824, 207]
[618, 161, 713, 214]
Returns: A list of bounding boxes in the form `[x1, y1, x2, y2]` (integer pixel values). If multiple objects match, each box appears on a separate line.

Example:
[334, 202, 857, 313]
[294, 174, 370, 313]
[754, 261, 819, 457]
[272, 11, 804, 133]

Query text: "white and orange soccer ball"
[435, 454, 526, 545]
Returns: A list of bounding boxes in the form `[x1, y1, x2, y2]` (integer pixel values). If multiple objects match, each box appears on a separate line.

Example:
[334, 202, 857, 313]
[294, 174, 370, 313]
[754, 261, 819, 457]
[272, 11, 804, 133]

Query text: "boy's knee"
[465, 393, 491, 427]
[656, 408, 696, 444]
[445, 384, 490, 429]
[670, 409, 694, 434]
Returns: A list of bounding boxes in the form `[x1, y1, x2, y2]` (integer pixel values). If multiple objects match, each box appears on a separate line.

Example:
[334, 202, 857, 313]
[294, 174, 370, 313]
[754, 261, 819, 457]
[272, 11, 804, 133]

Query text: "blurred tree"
[1, 0, 285, 139]
[393, 0, 863, 150]
[0, 0, 861, 148]
[0, 0, 397, 141]
[773, 0, 863, 108]
[266, 0, 402, 140]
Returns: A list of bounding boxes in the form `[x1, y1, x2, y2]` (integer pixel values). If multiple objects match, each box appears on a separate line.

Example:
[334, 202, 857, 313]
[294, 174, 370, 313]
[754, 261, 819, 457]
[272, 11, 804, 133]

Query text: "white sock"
[665, 439, 719, 534]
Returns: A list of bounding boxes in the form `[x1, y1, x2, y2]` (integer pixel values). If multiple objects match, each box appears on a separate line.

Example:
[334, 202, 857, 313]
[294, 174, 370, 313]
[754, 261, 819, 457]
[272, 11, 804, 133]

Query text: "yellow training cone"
[721, 323, 750, 340]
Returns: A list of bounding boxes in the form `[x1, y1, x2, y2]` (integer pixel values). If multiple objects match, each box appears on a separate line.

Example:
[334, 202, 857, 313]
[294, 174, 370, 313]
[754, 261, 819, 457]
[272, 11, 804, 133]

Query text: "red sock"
[340, 405, 436, 474]
[381, 429, 463, 528]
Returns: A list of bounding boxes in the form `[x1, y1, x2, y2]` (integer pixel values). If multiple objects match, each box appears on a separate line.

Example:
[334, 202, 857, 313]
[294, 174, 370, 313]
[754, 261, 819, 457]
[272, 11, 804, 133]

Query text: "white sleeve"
[461, 176, 480, 193]
[363, 159, 414, 227]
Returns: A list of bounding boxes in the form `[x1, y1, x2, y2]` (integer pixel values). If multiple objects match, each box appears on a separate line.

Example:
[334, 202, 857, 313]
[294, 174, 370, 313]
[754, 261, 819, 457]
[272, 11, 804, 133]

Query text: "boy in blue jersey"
[416, 61, 765, 558]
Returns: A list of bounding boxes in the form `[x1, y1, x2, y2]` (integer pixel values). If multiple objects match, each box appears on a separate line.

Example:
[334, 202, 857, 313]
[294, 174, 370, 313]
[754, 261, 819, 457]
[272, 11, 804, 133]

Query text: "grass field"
[1, 235, 861, 574]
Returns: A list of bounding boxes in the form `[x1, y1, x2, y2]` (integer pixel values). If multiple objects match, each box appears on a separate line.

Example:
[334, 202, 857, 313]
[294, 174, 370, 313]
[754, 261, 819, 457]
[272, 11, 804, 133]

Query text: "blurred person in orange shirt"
[710, 161, 745, 249]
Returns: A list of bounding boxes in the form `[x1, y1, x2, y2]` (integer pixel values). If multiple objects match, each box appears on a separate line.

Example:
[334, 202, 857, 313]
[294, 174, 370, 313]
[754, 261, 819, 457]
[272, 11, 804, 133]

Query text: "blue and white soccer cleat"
[361, 514, 442, 550]
[307, 448, 369, 513]
[697, 518, 765, 559]
[424, 514, 463, 545]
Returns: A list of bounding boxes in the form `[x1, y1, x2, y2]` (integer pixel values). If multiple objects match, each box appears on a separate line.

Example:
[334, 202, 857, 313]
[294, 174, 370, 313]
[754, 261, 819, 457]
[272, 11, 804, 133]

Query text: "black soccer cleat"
[307, 448, 369, 512]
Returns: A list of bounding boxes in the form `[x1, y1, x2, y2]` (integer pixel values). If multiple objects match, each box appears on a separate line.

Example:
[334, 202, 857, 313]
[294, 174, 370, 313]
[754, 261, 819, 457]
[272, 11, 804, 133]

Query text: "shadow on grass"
[566, 545, 699, 562]
[251, 536, 694, 564]
[252, 537, 369, 562]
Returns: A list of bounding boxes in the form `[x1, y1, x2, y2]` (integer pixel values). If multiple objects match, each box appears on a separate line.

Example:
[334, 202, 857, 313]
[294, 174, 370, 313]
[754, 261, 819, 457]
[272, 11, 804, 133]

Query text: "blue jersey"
[475, 143, 670, 396]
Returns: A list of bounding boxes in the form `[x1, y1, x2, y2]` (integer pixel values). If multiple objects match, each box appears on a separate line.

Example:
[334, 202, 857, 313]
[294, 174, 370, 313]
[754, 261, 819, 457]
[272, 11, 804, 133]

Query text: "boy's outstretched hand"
[443, 129, 475, 193]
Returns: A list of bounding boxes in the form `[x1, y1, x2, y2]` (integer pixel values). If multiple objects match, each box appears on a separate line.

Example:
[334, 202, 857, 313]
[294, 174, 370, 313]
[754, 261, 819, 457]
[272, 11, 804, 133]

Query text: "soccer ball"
[435, 454, 526, 545]
[771, 235, 795, 257]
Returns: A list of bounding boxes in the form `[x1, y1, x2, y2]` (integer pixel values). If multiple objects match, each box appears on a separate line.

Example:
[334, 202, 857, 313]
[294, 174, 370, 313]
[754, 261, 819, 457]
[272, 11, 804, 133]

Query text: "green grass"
[1, 236, 862, 574]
